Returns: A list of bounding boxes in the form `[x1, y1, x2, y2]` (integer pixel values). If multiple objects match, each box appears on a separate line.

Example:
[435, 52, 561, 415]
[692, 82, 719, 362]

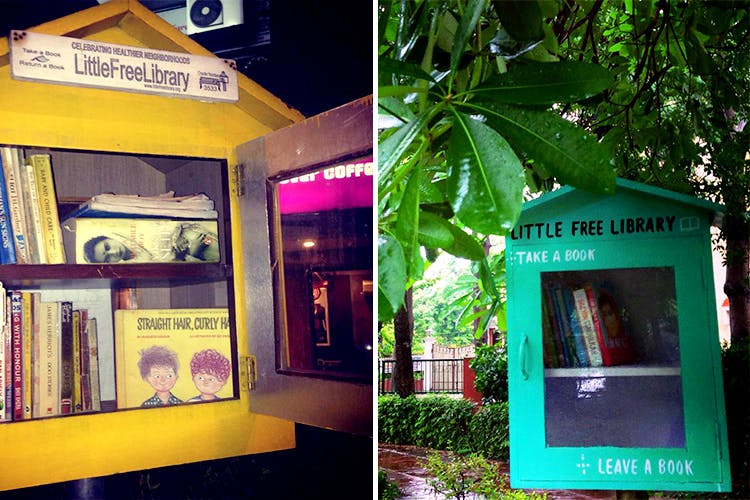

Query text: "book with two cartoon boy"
[114, 308, 233, 409]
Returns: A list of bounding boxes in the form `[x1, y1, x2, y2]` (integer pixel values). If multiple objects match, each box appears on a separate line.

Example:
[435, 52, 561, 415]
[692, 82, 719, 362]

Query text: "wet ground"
[379, 443, 621, 500]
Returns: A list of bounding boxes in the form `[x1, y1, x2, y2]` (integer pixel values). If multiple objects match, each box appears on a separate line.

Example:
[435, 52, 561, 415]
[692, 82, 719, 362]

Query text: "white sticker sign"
[10, 30, 239, 103]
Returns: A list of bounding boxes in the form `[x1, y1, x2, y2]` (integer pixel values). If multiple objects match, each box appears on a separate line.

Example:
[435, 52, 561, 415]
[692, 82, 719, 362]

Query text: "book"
[21, 158, 47, 264]
[64, 218, 220, 264]
[572, 287, 604, 367]
[0, 147, 28, 263]
[585, 284, 636, 366]
[25, 292, 41, 418]
[59, 301, 73, 415]
[38, 301, 60, 417]
[85, 317, 101, 412]
[72, 309, 82, 412]
[542, 285, 565, 368]
[561, 287, 589, 367]
[114, 308, 232, 409]
[0, 155, 17, 264]
[2, 295, 10, 421]
[65, 192, 218, 220]
[20, 292, 33, 419]
[10, 291, 23, 420]
[540, 287, 559, 368]
[0, 287, 6, 421]
[28, 154, 66, 264]
[549, 284, 573, 367]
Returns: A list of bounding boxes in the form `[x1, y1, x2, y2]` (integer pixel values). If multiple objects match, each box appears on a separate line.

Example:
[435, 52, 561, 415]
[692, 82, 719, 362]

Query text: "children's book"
[114, 308, 232, 410]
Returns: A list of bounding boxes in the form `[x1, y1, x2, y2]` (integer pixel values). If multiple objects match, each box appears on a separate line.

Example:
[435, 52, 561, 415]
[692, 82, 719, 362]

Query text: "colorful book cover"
[114, 308, 232, 409]
[64, 218, 220, 264]
[28, 154, 66, 264]
[0, 147, 28, 263]
[0, 154, 17, 264]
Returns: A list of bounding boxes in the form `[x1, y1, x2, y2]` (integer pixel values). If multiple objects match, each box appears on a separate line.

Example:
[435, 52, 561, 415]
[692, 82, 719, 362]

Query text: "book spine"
[543, 285, 565, 368]
[59, 301, 73, 414]
[0, 291, 5, 422]
[540, 288, 558, 368]
[573, 287, 604, 367]
[78, 309, 91, 412]
[72, 310, 82, 412]
[21, 292, 32, 419]
[39, 301, 59, 417]
[30, 155, 65, 264]
[562, 287, 589, 367]
[584, 283, 612, 366]
[0, 156, 17, 265]
[23, 161, 47, 264]
[0, 147, 28, 263]
[27, 292, 41, 418]
[3, 295, 11, 421]
[86, 318, 101, 412]
[10, 291, 23, 420]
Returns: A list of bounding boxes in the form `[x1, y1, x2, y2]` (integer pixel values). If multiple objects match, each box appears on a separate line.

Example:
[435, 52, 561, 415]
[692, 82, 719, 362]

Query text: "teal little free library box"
[506, 178, 731, 492]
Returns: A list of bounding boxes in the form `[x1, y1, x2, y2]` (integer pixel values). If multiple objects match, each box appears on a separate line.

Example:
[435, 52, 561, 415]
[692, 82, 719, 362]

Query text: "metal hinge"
[233, 164, 247, 198]
[240, 354, 257, 391]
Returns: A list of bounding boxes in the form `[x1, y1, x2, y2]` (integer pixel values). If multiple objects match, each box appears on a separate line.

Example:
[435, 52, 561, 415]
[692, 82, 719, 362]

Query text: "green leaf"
[471, 61, 614, 105]
[444, 223, 485, 261]
[394, 169, 423, 280]
[378, 56, 437, 83]
[450, 0, 486, 75]
[378, 232, 407, 322]
[468, 102, 616, 194]
[379, 105, 441, 183]
[445, 112, 525, 235]
[492, 0, 544, 42]
[418, 210, 455, 249]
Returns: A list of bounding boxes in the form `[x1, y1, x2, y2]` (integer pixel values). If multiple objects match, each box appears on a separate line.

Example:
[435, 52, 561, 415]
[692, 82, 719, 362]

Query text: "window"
[541, 267, 685, 448]
[270, 158, 373, 380]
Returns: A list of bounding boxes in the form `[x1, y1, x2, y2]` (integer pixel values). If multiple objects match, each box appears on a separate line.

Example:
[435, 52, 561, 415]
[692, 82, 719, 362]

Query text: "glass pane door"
[541, 267, 685, 448]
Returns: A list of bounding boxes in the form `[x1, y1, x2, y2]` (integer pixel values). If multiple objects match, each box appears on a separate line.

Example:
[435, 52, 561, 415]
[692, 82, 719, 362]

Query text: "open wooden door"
[236, 97, 373, 436]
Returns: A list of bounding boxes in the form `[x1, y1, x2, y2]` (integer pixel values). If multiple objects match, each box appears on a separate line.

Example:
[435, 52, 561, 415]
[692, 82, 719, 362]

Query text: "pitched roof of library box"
[0, 0, 304, 157]
[521, 177, 724, 226]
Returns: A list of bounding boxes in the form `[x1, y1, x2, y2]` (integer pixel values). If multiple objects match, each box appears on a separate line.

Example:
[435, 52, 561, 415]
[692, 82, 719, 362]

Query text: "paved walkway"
[379, 443, 622, 500]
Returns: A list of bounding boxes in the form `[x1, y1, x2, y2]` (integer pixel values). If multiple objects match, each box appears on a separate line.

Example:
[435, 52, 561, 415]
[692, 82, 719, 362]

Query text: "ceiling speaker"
[186, 0, 244, 34]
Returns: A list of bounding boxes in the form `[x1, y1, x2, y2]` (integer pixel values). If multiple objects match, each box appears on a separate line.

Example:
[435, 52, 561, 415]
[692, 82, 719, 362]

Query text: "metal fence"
[378, 358, 464, 395]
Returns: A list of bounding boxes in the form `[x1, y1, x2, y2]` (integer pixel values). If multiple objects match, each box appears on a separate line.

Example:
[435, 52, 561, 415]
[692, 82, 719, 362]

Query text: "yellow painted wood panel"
[0, 402, 295, 490]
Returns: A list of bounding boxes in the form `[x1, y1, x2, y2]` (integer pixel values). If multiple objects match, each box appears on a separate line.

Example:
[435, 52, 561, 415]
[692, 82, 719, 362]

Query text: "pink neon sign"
[278, 159, 373, 214]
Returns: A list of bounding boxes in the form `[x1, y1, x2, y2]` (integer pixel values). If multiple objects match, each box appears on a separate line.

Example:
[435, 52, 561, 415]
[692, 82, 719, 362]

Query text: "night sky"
[1, 0, 373, 117]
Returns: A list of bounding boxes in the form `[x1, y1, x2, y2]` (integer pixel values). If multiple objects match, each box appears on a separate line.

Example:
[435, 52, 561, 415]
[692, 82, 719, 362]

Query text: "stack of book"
[0, 284, 103, 421]
[542, 281, 636, 369]
[0, 146, 66, 264]
[62, 192, 221, 264]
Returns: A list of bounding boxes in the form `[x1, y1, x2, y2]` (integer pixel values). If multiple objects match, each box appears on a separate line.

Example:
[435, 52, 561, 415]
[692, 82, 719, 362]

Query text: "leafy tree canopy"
[378, 0, 750, 343]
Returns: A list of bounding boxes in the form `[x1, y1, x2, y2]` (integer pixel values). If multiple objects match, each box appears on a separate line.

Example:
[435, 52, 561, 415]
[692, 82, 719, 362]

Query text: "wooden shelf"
[0, 263, 231, 286]
[545, 365, 681, 378]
